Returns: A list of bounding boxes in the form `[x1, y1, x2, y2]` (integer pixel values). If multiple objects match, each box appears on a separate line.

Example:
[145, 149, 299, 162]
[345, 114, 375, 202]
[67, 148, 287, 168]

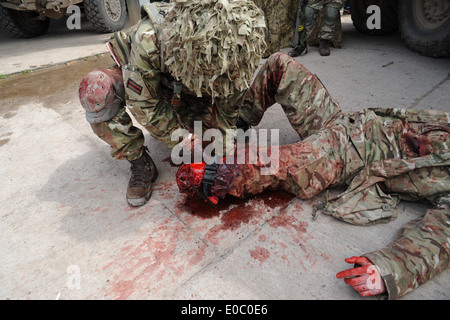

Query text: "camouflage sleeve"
[124, 18, 184, 149]
[252, 0, 297, 56]
[364, 199, 450, 300]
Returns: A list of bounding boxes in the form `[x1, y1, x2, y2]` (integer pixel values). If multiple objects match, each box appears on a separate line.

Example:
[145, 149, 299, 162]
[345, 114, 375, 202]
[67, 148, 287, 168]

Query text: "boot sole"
[127, 192, 153, 207]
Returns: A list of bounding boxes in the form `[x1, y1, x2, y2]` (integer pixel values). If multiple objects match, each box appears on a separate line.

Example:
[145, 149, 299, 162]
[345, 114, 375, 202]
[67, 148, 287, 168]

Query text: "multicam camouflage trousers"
[89, 81, 241, 162]
[219, 52, 450, 300]
[305, 0, 344, 47]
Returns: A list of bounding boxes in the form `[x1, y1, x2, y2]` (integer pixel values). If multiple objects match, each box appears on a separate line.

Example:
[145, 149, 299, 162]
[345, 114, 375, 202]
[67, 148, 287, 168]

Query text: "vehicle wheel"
[0, 5, 49, 38]
[349, 0, 399, 35]
[399, 0, 450, 58]
[84, 0, 127, 33]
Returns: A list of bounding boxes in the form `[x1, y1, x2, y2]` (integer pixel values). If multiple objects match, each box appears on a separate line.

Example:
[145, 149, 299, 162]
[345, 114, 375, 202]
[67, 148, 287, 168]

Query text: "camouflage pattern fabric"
[239, 52, 342, 139]
[85, 1, 266, 159]
[90, 107, 145, 161]
[159, 0, 267, 101]
[252, 0, 298, 56]
[305, 0, 344, 48]
[209, 52, 450, 300]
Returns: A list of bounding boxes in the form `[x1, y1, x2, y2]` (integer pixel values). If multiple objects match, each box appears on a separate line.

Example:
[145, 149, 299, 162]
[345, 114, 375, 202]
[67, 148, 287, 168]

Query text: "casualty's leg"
[176, 122, 351, 202]
[214, 125, 348, 199]
[239, 52, 342, 140]
[79, 68, 158, 206]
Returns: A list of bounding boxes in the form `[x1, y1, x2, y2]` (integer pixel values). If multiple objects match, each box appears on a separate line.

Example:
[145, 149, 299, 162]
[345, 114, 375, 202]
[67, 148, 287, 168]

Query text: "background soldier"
[304, 0, 344, 56]
[252, 0, 298, 57]
[289, 0, 309, 57]
[176, 52, 450, 299]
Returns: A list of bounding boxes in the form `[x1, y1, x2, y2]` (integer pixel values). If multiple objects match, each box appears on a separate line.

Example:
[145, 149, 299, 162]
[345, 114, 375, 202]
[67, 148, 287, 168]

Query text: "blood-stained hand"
[336, 256, 386, 297]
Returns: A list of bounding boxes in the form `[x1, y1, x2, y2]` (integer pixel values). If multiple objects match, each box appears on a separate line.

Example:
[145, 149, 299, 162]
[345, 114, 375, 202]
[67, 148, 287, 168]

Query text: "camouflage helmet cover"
[159, 0, 267, 101]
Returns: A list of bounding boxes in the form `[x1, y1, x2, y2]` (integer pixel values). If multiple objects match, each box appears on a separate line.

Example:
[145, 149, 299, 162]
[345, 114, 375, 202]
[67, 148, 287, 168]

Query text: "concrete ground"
[0, 14, 449, 301]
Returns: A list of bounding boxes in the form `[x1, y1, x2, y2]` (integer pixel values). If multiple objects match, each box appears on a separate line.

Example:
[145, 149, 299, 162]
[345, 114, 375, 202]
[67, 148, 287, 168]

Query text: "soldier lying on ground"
[79, 0, 270, 207]
[175, 52, 450, 300]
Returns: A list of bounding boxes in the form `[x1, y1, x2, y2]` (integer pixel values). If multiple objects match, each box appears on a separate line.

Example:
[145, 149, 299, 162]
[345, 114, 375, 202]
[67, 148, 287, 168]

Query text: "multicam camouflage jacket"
[106, 4, 249, 149]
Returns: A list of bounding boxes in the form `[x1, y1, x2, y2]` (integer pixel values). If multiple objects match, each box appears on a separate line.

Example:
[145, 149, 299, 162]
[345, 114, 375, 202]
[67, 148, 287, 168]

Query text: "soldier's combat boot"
[127, 147, 158, 207]
[288, 44, 307, 57]
[319, 39, 330, 56]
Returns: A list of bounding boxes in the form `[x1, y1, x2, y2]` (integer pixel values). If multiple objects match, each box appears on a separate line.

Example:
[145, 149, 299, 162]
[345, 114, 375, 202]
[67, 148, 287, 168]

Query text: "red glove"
[336, 256, 386, 297]
[176, 163, 219, 205]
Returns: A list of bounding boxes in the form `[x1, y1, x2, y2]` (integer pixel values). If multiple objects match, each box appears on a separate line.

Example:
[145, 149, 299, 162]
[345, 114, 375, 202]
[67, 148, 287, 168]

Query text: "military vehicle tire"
[0, 6, 50, 38]
[398, 0, 450, 58]
[349, 0, 399, 35]
[84, 0, 127, 33]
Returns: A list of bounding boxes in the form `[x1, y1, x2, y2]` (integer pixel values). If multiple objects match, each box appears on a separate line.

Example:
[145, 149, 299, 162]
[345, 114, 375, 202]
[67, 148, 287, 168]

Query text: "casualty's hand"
[336, 256, 386, 297]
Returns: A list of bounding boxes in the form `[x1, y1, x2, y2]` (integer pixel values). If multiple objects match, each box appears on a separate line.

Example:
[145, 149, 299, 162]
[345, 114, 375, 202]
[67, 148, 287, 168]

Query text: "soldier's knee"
[267, 51, 286, 63]
[265, 52, 293, 73]
[79, 67, 125, 124]
[324, 6, 339, 26]
[304, 6, 318, 27]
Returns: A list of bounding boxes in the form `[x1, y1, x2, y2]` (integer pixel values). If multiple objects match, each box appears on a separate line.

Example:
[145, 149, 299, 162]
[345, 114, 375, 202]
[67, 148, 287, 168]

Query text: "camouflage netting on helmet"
[159, 0, 267, 101]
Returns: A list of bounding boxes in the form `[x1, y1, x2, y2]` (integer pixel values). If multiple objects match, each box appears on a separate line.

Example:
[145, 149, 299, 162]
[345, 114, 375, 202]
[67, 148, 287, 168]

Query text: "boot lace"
[130, 157, 151, 188]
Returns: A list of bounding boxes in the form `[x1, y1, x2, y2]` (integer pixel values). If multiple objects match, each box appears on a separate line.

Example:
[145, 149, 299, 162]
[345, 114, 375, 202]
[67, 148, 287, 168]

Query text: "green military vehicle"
[0, 0, 169, 38]
[1, 0, 448, 59]
[349, 0, 449, 58]
[0, 0, 128, 37]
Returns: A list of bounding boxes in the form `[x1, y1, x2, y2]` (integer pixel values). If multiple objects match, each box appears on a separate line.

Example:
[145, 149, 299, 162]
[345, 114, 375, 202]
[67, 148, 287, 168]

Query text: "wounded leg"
[239, 52, 342, 139]
[176, 123, 351, 202]
[217, 127, 347, 199]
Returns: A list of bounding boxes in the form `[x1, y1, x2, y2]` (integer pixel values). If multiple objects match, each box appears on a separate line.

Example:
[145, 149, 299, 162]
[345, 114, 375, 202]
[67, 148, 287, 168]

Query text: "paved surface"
[0, 14, 449, 300]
